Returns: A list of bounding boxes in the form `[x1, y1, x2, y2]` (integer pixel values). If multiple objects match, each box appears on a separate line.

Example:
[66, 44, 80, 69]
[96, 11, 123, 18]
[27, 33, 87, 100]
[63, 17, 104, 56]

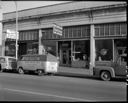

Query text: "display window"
[114, 39, 127, 64]
[42, 40, 56, 56]
[73, 40, 90, 61]
[72, 40, 90, 68]
[95, 39, 113, 61]
[27, 42, 38, 54]
[5, 42, 16, 57]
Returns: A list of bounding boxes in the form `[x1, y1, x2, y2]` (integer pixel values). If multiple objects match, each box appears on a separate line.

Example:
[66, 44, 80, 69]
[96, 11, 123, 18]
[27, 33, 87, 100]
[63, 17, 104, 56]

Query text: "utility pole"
[14, 1, 18, 60]
[0, 1, 3, 56]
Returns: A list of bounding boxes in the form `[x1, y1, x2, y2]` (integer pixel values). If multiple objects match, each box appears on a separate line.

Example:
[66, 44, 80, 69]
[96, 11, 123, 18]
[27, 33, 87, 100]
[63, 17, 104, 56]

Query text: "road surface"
[0, 72, 127, 101]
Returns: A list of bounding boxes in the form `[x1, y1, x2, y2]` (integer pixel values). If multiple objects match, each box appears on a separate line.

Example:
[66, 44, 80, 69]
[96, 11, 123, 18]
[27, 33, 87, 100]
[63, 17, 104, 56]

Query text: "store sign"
[6, 29, 19, 39]
[53, 23, 62, 36]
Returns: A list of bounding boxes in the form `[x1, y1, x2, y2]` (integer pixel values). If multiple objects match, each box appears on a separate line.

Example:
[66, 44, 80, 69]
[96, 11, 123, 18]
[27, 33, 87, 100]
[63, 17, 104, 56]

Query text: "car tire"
[37, 70, 43, 76]
[100, 71, 111, 81]
[18, 67, 24, 74]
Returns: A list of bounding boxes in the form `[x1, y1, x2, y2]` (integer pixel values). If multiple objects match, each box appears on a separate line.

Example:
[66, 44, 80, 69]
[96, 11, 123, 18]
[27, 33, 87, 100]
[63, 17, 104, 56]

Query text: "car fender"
[94, 66, 115, 77]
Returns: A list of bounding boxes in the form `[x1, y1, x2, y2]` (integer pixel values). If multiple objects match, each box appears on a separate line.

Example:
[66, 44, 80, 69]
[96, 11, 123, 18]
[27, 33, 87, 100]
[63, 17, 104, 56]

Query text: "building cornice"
[2, 3, 127, 23]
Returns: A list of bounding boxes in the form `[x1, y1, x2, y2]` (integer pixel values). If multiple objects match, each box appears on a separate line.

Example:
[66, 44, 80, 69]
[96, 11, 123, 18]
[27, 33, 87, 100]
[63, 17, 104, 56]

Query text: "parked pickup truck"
[93, 60, 127, 81]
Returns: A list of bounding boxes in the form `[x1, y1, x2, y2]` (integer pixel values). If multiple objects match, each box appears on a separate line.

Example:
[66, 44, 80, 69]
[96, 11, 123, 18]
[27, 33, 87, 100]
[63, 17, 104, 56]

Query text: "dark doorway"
[18, 43, 27, 58]
[58, 41, 71, 66]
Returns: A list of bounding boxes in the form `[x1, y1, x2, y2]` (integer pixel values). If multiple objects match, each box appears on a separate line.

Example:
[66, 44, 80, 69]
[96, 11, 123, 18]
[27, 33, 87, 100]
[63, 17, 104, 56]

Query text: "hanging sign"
[6, 29, 19, 39]
[53, 23, 62, 36]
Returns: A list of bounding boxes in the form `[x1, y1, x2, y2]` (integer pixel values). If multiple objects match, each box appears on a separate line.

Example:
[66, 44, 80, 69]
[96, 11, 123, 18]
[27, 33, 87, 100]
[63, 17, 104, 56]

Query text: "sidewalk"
[57, 66, 91, 77]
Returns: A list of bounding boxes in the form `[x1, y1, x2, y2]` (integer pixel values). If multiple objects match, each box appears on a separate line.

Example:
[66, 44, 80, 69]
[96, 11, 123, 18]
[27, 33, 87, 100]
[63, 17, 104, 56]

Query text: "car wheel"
[100, 71, 111, 81]
[18, 67, 24, 74]
[37, 70, 43, 76]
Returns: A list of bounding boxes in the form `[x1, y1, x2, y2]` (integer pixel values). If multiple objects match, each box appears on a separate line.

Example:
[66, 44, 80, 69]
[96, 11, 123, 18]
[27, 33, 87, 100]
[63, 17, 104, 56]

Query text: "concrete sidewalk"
[57, 66, 91, 77]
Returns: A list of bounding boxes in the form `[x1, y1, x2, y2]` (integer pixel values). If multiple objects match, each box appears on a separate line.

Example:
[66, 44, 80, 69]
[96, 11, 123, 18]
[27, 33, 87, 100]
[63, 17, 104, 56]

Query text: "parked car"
[0, 56, 17, 72]
[17, 53, 58, 75]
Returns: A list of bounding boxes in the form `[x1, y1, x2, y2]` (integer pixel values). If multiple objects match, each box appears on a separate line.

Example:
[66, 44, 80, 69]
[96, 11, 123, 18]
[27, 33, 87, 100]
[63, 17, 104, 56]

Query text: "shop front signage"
[6, 29, 19, 39]
[53, 23, 62, 36]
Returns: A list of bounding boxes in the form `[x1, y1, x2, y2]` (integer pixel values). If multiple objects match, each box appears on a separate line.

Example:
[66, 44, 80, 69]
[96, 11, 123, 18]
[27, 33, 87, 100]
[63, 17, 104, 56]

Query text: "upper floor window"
[95, 23, 127, 37]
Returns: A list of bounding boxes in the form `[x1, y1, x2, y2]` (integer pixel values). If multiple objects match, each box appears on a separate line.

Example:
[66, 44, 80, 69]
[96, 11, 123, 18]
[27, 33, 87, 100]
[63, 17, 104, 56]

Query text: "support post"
[15, 1, 18, 60]
[90, 24, 95, 75]
[39, 29, 43, 54]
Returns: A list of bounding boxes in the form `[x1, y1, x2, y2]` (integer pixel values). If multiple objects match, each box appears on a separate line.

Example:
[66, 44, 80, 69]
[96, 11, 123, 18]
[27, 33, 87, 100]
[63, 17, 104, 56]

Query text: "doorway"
[58, 41, 71, 66]
[61, 49, 71, 66]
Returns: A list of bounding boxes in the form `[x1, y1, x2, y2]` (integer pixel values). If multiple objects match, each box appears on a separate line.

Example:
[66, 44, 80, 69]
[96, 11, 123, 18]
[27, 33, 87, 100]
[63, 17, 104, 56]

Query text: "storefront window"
[42, 40, 56, 56]
[73, 40, 90, 61]
[114, 39, 127, 63]
[27, 42, 38, 54]
[5, 42, 15, 57]
[95, 23, 127, 37]
[72, 40, 90, 68]
[95, 39, 113, 61]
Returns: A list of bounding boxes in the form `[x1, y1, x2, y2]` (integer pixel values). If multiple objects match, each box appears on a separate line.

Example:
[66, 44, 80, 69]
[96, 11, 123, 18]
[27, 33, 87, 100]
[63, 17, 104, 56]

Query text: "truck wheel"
[18, 67, 24, 74]
[100, 71, 111, 81]
[37, 70, 43, 76]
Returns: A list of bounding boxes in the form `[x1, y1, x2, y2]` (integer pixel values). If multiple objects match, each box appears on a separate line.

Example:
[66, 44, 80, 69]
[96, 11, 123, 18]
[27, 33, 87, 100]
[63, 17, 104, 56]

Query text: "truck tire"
[100, 71, 111, 81]
[18, 67, 24, 74]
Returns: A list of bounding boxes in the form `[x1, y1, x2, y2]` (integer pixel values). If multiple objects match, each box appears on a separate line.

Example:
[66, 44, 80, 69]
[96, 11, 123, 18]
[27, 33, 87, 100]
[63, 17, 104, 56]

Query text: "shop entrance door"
[61, 49, 71, 66]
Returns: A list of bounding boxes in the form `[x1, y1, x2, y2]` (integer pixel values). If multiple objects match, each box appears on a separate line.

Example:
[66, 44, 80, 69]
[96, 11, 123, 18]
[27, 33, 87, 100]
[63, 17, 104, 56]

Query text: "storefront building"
[1, 2, 127, 68]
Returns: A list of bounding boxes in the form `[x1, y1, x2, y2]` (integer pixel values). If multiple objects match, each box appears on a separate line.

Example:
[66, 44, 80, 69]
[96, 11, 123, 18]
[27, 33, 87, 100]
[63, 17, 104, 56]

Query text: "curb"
[56, 71, 93, 79]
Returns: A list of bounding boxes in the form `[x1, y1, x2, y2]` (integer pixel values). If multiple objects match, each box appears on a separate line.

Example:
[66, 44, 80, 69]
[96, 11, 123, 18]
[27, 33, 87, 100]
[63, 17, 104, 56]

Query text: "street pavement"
[0, 68, 127, 102]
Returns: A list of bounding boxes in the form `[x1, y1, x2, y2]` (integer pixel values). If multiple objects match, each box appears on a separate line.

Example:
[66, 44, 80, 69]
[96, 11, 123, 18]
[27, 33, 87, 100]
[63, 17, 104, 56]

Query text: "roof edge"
[2, 3, 127, 23]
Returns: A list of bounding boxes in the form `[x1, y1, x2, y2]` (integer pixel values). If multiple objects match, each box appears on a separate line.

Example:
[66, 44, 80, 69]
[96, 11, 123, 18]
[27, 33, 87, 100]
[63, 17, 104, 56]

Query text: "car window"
[0, 57, 5, 62]
[8, 58, 16, 62]
[20, 56, 43, 61]
[29, 56, 40, 61]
